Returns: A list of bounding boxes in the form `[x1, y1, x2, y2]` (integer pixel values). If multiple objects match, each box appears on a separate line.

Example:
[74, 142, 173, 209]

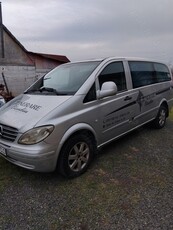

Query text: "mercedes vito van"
[0, 57, 173, 178]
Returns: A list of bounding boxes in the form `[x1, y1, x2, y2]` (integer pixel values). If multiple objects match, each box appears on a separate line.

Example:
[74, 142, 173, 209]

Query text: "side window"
[98, 62, 127, 92]
[83, 83, 96, 103]
[129, 61, 155, 88]
[154, 63, 171, 83]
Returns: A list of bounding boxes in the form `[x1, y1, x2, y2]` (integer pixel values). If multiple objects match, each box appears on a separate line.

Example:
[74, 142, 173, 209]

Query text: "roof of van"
[70, 57, 168, 65]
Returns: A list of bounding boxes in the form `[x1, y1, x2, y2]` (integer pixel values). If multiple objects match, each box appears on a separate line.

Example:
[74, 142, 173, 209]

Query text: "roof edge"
[28, 51, 70, 63]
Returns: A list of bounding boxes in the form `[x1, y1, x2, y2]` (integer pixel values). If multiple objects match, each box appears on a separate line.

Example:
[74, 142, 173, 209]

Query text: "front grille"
[0, 124, 19, 142]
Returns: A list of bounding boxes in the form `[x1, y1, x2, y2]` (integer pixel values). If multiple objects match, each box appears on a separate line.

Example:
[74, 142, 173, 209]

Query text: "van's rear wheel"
[152, 105, 167, 129]
[58, 134, 94, 178]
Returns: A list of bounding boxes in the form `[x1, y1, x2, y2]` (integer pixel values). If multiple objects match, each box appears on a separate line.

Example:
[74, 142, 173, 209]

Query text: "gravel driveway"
[0, 119, 173, 230]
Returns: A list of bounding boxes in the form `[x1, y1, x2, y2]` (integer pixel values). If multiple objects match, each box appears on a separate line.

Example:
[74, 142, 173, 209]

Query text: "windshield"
[25, 61, 101, 95]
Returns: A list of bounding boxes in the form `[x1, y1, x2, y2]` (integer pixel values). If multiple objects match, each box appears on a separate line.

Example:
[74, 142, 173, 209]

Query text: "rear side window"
[129, 61, 171, 89]
[154, 63, 171, 82]
[99, 62, 126, 92]
[129, 62, 154, 88]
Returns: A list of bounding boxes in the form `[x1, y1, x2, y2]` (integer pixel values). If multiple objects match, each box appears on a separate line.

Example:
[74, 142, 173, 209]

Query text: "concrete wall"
[0, 64, 57, 96]
[0, 65, 37, 96]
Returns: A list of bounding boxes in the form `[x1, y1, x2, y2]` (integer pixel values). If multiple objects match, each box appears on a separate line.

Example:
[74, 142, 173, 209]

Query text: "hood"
[0, 94, 72, 130]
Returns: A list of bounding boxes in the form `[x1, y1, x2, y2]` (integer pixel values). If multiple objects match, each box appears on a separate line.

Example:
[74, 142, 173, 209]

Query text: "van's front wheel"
[152, 105, 167, 129]
[58, 134, 94, 178]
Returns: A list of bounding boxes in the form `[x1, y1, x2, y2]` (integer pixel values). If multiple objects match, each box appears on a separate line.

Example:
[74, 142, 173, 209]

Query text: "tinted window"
[129, 61, 155, 88]
[154, 63, 171, 83]
[99, 62, 126, 92]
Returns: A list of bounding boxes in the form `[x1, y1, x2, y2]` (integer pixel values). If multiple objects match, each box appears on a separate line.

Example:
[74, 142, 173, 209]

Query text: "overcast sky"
[1, 0, 173, 64]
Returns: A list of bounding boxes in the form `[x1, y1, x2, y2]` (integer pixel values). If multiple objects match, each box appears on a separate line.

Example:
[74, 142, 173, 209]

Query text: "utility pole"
[0, 2, 5, 58]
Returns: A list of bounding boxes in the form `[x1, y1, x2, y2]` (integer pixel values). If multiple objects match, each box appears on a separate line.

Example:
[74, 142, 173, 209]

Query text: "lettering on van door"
[137, 90, 155, 111]
[103, 111, 130, 129]
[144, 94, 155, 106]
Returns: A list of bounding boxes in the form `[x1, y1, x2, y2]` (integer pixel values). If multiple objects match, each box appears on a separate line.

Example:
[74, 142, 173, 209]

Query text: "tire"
[58, 134, 95, 178]
[152, 105, 167, 129]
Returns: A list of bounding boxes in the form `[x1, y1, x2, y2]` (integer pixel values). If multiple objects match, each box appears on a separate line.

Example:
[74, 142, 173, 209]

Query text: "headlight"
[18, 125, 54, 145]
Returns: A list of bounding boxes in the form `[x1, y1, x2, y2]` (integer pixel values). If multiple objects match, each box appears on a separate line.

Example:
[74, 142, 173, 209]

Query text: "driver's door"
[97, 61, 139, 145]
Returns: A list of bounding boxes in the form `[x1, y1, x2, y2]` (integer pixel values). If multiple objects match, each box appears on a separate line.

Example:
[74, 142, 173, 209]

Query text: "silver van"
[0, 57, 173, 178]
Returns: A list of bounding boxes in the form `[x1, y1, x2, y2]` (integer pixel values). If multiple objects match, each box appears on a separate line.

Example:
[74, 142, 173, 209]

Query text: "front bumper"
[0, 141, 58, 172]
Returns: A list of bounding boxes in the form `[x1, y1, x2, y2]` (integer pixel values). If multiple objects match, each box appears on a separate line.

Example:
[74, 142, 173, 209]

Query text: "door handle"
[124, 96, 132, 101]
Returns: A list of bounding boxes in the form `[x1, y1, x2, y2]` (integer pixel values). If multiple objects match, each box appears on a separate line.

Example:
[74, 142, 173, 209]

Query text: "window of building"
[98, 62, 126, 92]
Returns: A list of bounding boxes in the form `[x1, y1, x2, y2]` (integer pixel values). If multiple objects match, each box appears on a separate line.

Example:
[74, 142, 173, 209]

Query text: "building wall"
[28, 53, 61, 80]
[0, 63, 58, 96]
[0, 28, 37, 96]
[0, 29, 34, 65]
[29, 53, 61, 69]
[0, 65, 36, 96]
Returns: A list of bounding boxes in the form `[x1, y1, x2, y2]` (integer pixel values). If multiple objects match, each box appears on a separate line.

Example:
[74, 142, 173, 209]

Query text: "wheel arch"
[159, 99, 169, 117]
[57, 123, 98, 159]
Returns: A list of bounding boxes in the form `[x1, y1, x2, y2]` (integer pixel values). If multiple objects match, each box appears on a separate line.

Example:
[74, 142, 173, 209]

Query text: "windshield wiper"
[39, 87, 69, 95]
[24, 89, 40, 94]
[24, 87, 69, 95]
[39, 87, 58, 94]
[24, 87, 57, 95]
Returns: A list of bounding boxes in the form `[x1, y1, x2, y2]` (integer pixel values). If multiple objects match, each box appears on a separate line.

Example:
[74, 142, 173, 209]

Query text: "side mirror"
[97, 81, 117, 99]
